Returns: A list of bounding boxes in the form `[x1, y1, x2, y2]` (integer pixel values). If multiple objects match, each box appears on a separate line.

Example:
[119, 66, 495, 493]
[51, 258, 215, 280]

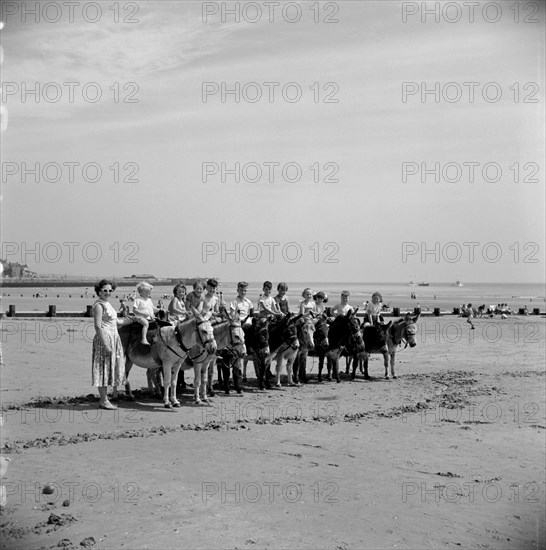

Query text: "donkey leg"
[162, 365, 172, 408]
[193, 365, 202, 404]
[233, 359, 243, 394]
[383, 352, 390, 379]
[390, 353, 396, 379]
[275, 355, 283, 387]
[124, 360, 135, 400]
[146, 368, 155, 394]
[333, 357, 340, 383]
[264, 357, 272, 390]
[256, 358, 266, 390]
[170, 362, 181, 407]
[286, 354, 297, 386]
[201, 363, 210, 402]
[242, 358, 248, 382]
[207, 358, 215, 397]
[217, 362, 224, 389]
[222, 364, 230, 394]
[363, 355, 371, 380]
[351, 354, 357, 379]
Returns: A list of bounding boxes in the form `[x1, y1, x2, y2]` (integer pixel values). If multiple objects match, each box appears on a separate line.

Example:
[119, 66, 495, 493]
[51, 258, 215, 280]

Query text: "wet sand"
[1, 316, 545, 549]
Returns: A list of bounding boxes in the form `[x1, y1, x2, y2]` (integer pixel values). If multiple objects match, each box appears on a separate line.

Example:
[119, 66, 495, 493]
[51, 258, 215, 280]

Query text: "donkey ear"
[353, 307, 359, 316]
[412, 312, 421, 322]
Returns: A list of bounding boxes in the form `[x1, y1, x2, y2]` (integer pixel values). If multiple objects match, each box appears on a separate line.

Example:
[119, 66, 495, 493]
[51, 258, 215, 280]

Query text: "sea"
[2, 281, 544, 315]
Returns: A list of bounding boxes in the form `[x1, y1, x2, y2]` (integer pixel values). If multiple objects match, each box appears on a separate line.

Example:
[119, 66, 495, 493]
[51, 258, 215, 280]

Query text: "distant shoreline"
[0, 277, 217, 288]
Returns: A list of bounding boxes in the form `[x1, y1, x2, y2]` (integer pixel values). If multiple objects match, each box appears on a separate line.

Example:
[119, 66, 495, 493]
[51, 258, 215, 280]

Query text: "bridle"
[390, 317, 417, 350]
[157, 318, 215, 363]
[221, 321, 246, 364]
[346, 316, 364, 350]
[274, 317, 299, 353]
[314, 318, 329, 350]
[297, 317, 315, 349]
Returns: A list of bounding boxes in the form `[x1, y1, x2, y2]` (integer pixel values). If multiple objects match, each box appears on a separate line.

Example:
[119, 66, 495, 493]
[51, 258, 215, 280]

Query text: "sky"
[0, 0, 544, 283]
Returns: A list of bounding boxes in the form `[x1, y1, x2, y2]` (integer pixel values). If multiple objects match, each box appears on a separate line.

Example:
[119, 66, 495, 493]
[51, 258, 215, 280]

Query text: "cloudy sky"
[1, 0, 544, 282]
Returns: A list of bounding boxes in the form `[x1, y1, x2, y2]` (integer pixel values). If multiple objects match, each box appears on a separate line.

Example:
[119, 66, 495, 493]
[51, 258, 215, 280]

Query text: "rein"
[157, 319, 211, 362]
[222, 322, 245, 361]
[390, 319, 414, 350]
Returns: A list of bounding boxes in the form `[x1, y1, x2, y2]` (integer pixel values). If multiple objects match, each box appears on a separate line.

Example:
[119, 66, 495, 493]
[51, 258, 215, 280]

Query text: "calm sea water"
[2, 282, 544, 314]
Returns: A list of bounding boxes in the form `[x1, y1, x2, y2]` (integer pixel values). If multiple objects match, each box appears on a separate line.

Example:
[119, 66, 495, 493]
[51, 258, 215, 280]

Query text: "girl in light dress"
[313, 291, 327, 315]
[167, 283, 188, 323]
[185, 280, 205, 314]
[299, 288, 317, 315]
[363, 292, 383, 326]
[91, 279, 133, 410]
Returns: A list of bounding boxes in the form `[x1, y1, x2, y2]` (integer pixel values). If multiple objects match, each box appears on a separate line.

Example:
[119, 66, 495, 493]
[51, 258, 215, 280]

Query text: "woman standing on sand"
[91, 279, 132, 410]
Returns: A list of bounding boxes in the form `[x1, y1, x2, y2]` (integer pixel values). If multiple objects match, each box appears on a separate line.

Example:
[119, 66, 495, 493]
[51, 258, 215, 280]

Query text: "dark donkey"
[267, 313, 300, 386]
[323, 310, 366, 383]
[310, 315, 332, 382]
[350, 321, 392, 380]
[361, 313, 419, 379]
[243, 316, 271, 390]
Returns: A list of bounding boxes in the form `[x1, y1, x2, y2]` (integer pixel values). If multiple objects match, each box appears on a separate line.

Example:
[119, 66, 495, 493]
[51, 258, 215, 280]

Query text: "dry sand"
[1, 316, 545, 550]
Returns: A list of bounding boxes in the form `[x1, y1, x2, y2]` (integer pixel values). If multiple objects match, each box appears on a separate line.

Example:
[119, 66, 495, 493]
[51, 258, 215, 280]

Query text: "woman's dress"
[91, 300, 125, 387]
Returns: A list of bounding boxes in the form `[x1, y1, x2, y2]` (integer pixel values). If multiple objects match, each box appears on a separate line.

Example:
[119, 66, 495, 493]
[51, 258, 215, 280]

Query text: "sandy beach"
[0, 315, 545, 550]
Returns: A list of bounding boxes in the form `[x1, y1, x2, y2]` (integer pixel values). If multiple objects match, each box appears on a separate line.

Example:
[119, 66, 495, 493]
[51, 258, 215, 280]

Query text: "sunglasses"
[101, 289, 114, 293]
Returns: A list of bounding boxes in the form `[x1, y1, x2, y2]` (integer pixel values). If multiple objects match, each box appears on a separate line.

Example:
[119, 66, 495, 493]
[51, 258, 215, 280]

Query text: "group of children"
[124, 279, 387, 346]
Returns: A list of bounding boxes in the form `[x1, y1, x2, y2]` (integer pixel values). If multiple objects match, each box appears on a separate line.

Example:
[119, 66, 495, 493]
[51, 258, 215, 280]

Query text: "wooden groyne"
[2, 306, 544, 319]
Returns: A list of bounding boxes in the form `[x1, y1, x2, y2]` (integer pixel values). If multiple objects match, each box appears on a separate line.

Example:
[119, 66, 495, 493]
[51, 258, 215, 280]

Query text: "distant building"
[0, 259, 37, 278]
[129, 274, 156, 279]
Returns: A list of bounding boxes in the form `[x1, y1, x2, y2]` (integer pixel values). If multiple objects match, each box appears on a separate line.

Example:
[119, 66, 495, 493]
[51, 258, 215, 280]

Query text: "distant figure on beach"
[465, 303, 475, 329]
[523, 305, 529, 315]
[118, 298, 129, 317]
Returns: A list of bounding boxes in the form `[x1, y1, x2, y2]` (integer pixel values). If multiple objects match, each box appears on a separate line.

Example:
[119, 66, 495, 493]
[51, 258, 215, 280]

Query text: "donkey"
[360, 313, 419, 379]
[243, 317, 271, 390]
[311, 315, 331, 382]
[350, 321, 392, 380]
[324, 310, 366, 383]
[292, 314, 316, 384]
[118, 313, 217, 408]
[267, 313, 301, 387]
[199, 313, 247, 403]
